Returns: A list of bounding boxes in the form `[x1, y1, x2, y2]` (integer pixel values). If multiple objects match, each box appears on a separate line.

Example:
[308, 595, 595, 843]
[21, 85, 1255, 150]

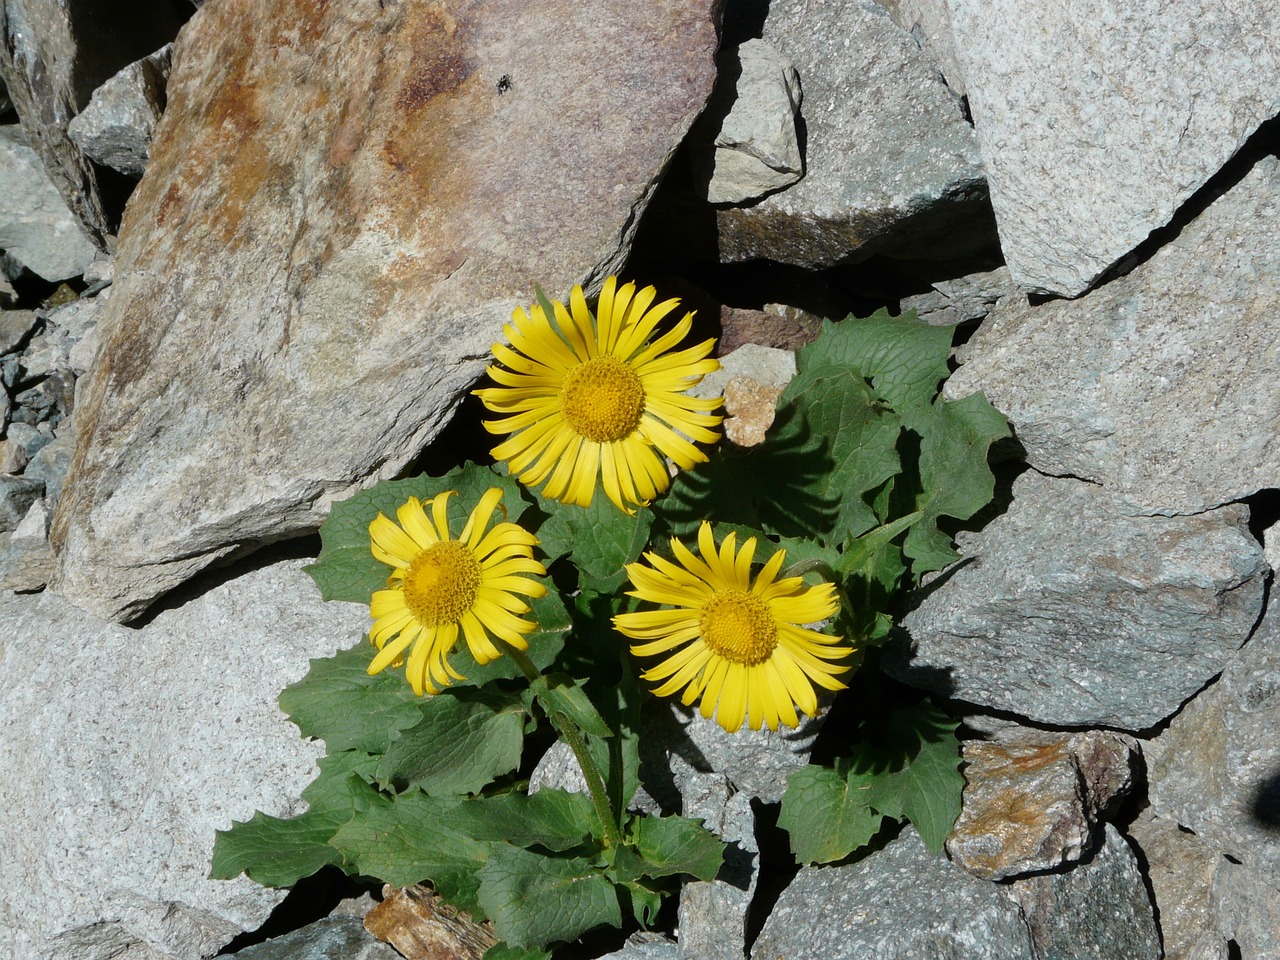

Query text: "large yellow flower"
[368, 488, 547, 695]
[473, 277, 723, 513]
[614, 522, 853, 733]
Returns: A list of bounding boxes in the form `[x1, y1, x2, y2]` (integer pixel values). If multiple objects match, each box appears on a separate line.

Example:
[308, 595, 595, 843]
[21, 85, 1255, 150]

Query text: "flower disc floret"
[613, 522, 853, 733]
[473, 277, 723, 513]
[367, 488, 547, 695]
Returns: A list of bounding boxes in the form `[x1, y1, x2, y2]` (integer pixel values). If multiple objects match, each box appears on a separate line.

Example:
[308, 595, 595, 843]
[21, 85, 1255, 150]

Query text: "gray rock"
[0, 309, 39, 354]
[4, 421, 52, 461]
[677, 774, 758, 960]
[0, 558, 368, 959]
[66, 45, 172, 177]
[0, 496, 55, 591]
[0, 474, 44, 532]
[1211, 858, 1280, 960]
[948, 0, 1280, 296]
[947, 728, 1135, 881]
[52, 0, 722, 624]
[690, 343, 796, 401]
[1127, 810, 1230, 960]
[876, 0, 967, 96]
[947, 156, 1280, 515]
[885, 471, 1267, 730]
[1146, 586, 1280, 881]
[712, 0, 986, 267]
[227, 916, 399, 960]
[0, 125, 98, 282]
[751, 827, 1035, 960]
[705, 39, 803, 205]
[901, 266, 1015, 327]
[0, 439, 27, 474]
[602, 935, 679, 960]
[0, 275, 15, 306]
[1006, 824, 1160, 960]
[24, 430, 73, 507]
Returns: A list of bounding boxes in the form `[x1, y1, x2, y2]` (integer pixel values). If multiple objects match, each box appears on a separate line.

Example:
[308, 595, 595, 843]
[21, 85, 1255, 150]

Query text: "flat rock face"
[713, 0, 986, 267]
[948, 0, 1280, 296]
[750, 828, 1035, 960]
[1146, 588, 1280, 881]
[0, 558, 368, 959]
[885, 471, 1267, 730]
[945, 156, 1280, 516]
[52, 0, 719, 623]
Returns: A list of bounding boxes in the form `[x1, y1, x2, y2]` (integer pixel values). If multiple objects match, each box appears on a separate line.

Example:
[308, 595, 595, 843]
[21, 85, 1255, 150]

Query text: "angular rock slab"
[751, 828, 1035, 960]
[885, 471, 1267, 730]
[52, 0, 720, 623]
[948, 0, 1280, 296]
[714, 0, 986, 267]
[0, 559, 368, 960]
[947, 156, 1280, 515]
[1146, 586, 1280, 881]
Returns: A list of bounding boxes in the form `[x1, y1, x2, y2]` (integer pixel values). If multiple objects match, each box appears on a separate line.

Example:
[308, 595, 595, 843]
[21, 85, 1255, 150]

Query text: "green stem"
[508, 647, 624, 850]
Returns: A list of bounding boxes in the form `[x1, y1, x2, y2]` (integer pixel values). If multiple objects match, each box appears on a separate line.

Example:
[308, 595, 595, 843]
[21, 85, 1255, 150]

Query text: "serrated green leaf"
[484, 944, 552, 960]
[531, 673, 613, 738]
[778, 765, 887, 865]
[304, 464, 531, 603]
[861, 702, 963, 854]
[622, 814, 725, 882]
[477, 848, 621, 948]
[775, 362, 904, 543]
[535, 496, 653, 594]
[329, 791, 495, 909]
[452, 788, 600, 852]
[795, 311, 952, 430]
[210, 753, 381, 887]
[375, 687, 527, 795]
[279, 639, 426, 754]
[901, 391, 1011, 576]
[451, 587, 572, 686]
[619, 880, 663, 927]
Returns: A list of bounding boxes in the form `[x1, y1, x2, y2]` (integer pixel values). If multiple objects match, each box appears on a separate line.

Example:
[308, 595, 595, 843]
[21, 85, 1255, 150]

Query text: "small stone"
[901, 266, 1015, 327]
[24, 432, 74, 509]
[722, 377, 783, 447]
[0, 309, 39, 354]
[947, 728, 1135, 880]
[0, 275, 15, 306]
[2, 496, 55, 591]
[0, 474, 44, 532]
[751, 828, 1035, 960]
[4, 422, 52, 461]
[227, 915, 401, 959]
[1006, 824, 1160, 960]
[361, 885, 496, 960]
[692, 343, 797, 401]
[705, 39, 803, 205]
[0, 439, 28, 474]
[677, 774, 758, 960]
[717, 303, 823, 355]
[66, 45, 172, 177]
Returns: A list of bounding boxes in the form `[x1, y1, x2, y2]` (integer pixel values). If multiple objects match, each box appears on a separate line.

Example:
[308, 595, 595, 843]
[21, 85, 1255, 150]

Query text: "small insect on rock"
[496, 74, 514, 95]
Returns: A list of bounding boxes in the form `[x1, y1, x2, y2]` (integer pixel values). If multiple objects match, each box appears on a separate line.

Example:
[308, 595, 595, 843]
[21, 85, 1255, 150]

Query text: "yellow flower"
[614, 522, 853, 733]
[474, 277, 723, 513]
[368, 488, 547, 695]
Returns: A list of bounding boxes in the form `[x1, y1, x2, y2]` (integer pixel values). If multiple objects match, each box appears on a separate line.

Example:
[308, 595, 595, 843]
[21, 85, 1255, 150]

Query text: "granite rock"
[900, 266, 1015, 327]
[1006, 824, 1160, 960]
[751, 828, 1035, 960]
[947, 156, 1280, 515]
[1145, 585, 1280, 881]
[67, 44, 172, 177]
[886, 471, 1267, 730]
[0, 125, 98, 282]
[51, 0, 720, 624]
[712, 0, 987, 267]
[0, 473, 43, 531]
[677, 774, 758, 960]
[948, 0, 1280, 296]
[227, 916, 399, 960]
[0, 558, 367, 959]
[1211, 857, 1280, 960]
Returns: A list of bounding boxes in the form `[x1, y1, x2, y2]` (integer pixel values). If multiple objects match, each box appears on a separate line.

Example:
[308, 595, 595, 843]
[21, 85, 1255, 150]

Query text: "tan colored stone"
[364, 885, 496, 960]
[52, 0, 720, 622]
[723, 376, 782, 447]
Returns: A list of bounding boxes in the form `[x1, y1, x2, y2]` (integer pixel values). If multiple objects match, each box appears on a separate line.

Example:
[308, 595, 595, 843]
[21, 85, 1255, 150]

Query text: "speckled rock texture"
[885, 471, 1267, 730]
[0, 558, 366, 960]
[946, 156, 1280, 516]
[51, 0, 720, 623]
[948, 0, 1280, 296]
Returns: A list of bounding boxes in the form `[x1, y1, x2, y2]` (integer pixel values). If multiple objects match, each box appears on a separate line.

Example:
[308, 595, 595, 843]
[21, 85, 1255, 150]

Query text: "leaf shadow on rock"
[1251, 764, 1280, 833]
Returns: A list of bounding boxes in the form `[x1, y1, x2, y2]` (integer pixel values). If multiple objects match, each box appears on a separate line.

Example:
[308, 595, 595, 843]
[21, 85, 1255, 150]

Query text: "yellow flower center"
[402, 541, 482, 627]
[559, 356, 646, 443]
[699, 590, 778, 666]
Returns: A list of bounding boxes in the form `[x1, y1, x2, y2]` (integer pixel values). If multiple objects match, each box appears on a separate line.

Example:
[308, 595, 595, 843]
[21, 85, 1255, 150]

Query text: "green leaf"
[530, 673, 613, 738]
[622, 814, 726, 882]
[451, 587, 572, 686]
[860, 702, 963, 855]
[304, 463, 531, 603]
[586, 664, 642, 817]
[775, 361, 904, 543]
[619, 880, 663, 927]
[329, 791, 496, 909]
[279, 638, 426, 754]
[901, 391, 1011, 576]
[210, 752, 381, 886]
[778, 765, 887, 864]
[375, 687, 527, 795]
[484, 945, 552, 960]
[535, 495, 653, 594]
[451, 789, 601, 852]
[477, 847, 622, 948]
